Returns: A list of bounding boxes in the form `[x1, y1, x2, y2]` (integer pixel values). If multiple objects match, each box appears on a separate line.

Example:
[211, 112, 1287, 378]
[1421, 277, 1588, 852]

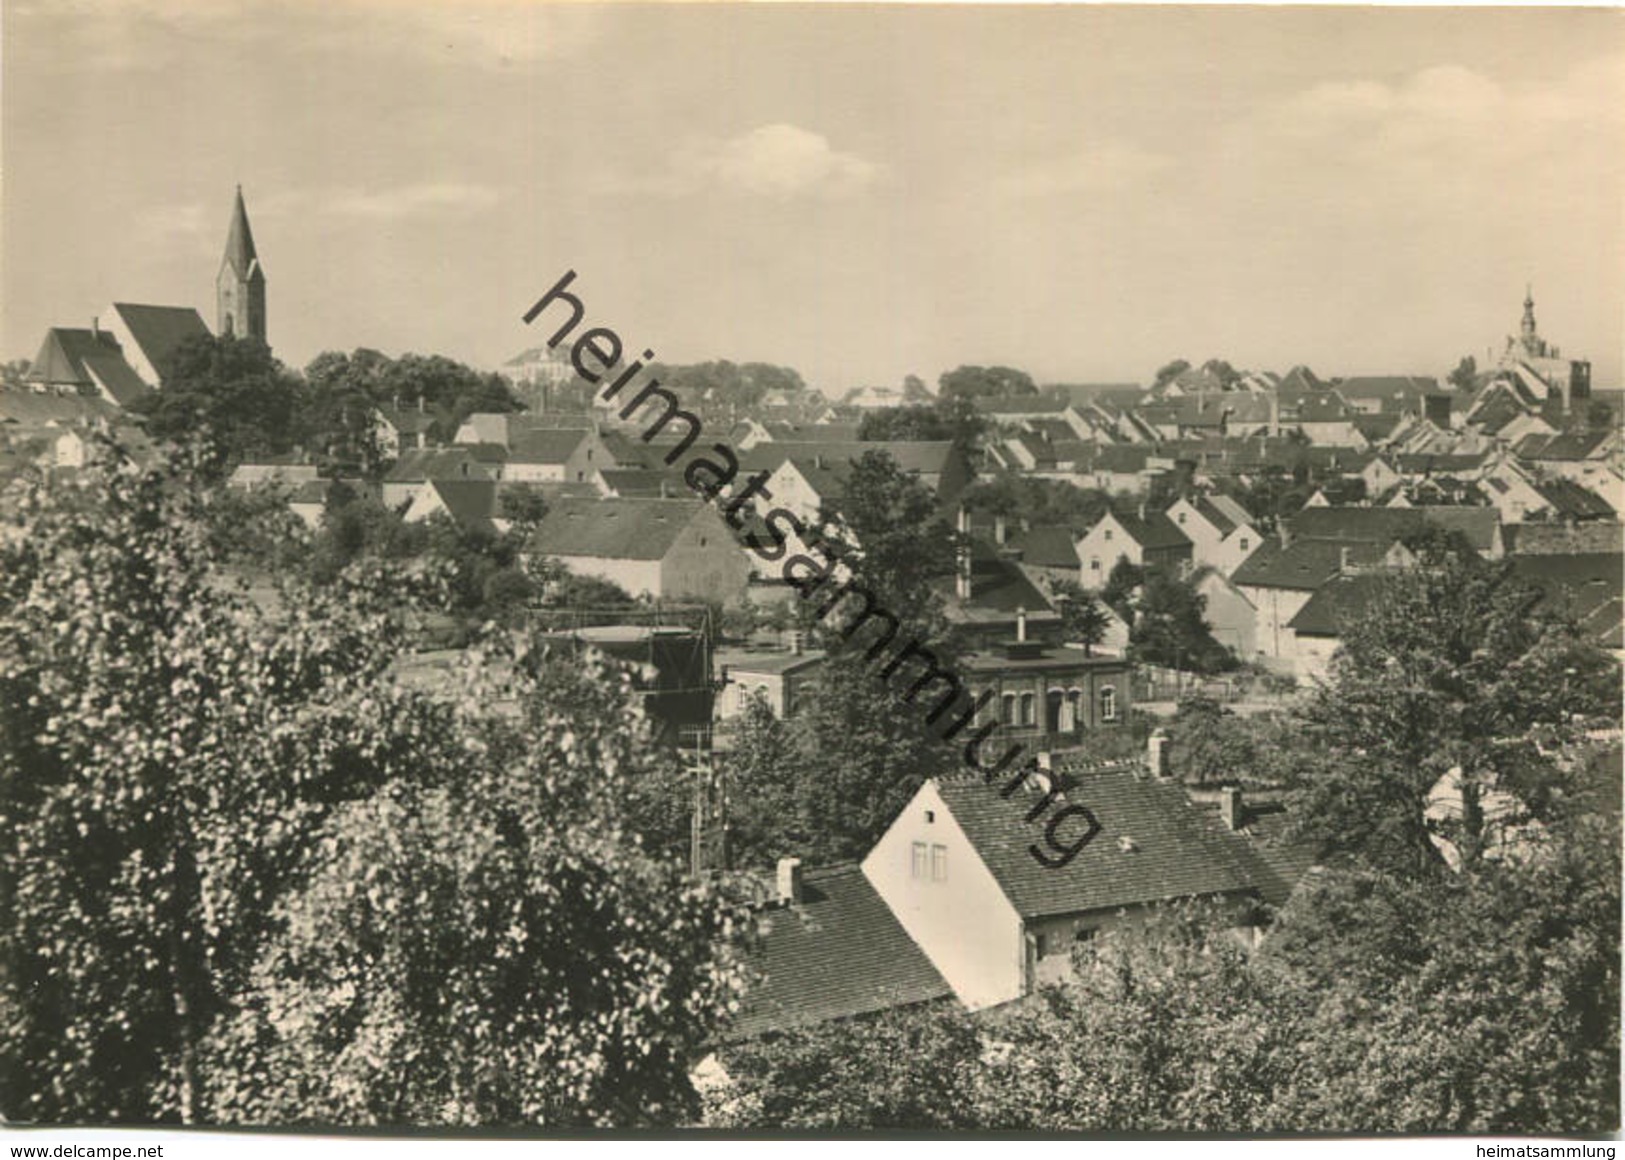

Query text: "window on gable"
[1239, 537, 1249, 552]
[911, 841, 928, 880]
[931, 844, 948, 882]
[1103, 530, 1113, 542]
[1090, 558, 1101, 572]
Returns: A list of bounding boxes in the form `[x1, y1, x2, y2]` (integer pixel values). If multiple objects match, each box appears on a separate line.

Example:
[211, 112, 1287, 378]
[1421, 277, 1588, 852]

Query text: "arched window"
[1046, 689, 1065, 733]
[1100, 686, 1118, 722]
[1019, 693, 1036, 726]
[1065, 687, 1082, 732]
[1001, 693, 1016, 725]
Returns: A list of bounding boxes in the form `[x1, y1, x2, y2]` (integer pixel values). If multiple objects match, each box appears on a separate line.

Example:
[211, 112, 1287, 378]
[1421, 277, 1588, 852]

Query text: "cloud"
[600, 124, 884, 200]
[994, 140, 1173, 198]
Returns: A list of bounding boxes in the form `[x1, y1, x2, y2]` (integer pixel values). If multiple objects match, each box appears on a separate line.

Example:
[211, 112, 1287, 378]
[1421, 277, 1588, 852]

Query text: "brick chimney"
[1148, 729, 1170, 778]
[1219, 786, 1244, 831]
[955, 507, 972, 600]
[776, 857, 804, 906]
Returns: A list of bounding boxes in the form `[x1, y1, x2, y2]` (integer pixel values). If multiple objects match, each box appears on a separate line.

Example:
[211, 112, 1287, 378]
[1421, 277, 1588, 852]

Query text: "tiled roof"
[1205, 492, 1255, 530]
[978, 395, 1071, 415]
[428, 479, 501, 534]
[384, 446, 505, 482]
[1509, 553, 1623, 649]
[1009, 525, 1082, 570]
[1191, 496, 1238, 536]
[0, 386, 123, 427]
[740, 440, 960, 479]
[597, 467, 680, 497]
[508, 427, 589, 464]
[1107, 508, 1191, 552]
[935, 766, 1263, 919]
[1533, 479, 1617, 521]
[80, 352, 151, 407]
[1287, 573, 1389, 636]
[106, 304, 210, 379]
[1286, 505, 1499, 554]
[934, 540, 1060, 620]
[1231, 538, 1391, 591]
[1044, 383, 1145, 410]
[1515, 430, 1612, 462]
[528, 496, 709, 560]
[728, 864, 954, 1040]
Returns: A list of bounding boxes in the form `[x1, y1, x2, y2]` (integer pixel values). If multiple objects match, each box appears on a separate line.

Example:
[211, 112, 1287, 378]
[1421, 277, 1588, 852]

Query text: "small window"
[1177, 512, 1186, 524]
[1100, 686, 1118, 722]
[931, 844, 948, 882]
[1075, 926, 1097, 944]
[1090, 558, 1101, 572]
[1103, 529, 1113, 542]
[1020, 693, 1036, 726]
[911, 841, 928, 879]
[925, 809, 935, 824]
[1001, 693, 1017, 725]
[1239, 537, 1249, 552]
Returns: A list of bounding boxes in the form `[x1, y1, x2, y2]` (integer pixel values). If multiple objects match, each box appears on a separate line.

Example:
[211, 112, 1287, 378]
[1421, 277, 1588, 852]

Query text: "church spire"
[217, 185, 266, 342]
[222, 184, 259, 279]
[1520, 283, 1541, 355]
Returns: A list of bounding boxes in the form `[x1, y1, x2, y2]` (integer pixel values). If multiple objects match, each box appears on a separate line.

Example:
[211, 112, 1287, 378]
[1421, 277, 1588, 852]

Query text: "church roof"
[106, 304, 211, 381]
[221, 186, 262, 279]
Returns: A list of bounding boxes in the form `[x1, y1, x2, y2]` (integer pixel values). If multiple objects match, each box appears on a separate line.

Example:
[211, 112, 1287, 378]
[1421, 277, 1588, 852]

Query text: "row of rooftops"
[730, 746, 1312, 1039]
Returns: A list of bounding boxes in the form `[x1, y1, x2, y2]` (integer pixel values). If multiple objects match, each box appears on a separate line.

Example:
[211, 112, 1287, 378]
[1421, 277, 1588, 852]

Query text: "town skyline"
[4, 3, 1622, 394]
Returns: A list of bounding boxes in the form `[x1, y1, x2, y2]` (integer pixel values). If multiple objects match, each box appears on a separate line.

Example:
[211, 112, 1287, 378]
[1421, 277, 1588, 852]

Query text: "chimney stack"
[776, 857, 804, 906]
[1148, 729, 1170, 779]
[955, 507, 972, 600]
[1219, 786, 1244, 832]
[1016, 605, 1027, 643]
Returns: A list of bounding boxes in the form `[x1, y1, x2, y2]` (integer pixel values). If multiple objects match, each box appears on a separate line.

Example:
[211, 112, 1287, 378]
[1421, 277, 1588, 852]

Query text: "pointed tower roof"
[221, 185, 261, 279]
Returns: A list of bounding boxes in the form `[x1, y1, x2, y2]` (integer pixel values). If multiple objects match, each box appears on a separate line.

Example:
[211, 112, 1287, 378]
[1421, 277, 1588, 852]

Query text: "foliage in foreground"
[0, 452, 745, 1126]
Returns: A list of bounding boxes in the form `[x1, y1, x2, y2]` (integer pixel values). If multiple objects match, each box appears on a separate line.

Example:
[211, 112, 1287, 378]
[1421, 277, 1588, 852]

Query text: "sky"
[4, 1, 1622, 396]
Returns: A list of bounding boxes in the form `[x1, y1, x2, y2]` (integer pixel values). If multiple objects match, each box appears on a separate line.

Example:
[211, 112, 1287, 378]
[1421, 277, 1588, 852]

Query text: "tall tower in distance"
[217, 185, 266, 343]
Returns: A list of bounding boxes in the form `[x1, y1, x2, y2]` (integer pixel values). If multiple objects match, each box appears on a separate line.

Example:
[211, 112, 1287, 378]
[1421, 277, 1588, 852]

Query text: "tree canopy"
[937, 365, 1037, 401]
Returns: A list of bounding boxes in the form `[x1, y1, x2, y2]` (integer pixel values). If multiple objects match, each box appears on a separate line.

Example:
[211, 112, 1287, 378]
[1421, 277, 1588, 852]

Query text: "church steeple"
[217, 185, 266, 342]
[1518, 284, 1546, 358]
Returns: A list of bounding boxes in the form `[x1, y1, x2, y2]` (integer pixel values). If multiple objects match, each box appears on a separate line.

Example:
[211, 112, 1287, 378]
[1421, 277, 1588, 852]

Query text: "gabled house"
[380, 445, 506, 508]
[23, 325, 155, 408]
[526, 496, 751, 602]
[374, 403, 438, 458]
[1075, 508, 1192, 586]
[1230, 536, 1411, 664]
[402, 478, 504, 536]
[862, 762, 1302, 1010]
[504, 425, 609, 484]
[1164, 493, 1261, 577]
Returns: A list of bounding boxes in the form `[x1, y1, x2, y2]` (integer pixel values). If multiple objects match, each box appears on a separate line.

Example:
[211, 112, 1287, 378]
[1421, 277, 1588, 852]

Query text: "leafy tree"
[203, 647, 747, 1127]
[0, 450, 446, 1122]
[1447, 355, 1478, 391]
[1, 450, 749, 1126]
[901, 373, 931, 402]
[1169, 695, 1261, 785]
[709, 697, 802, 869]
[1, 358, 32, 388]
[1290, 550, 1620, 878]
[1585, 400, 1614, 430]
[962, 475, 1111, 535]
[133, 335, 302, 470]
[1099, 558, 1143, 618]
[707, 1005, 982, 1129]
[1152, 359, 1191, 390]
[1130, 570, 1232, 673]
[1200, 358, 1242, 389]
[856, 397, 987, 452]
[1053, 579, 1111, 655]
[498, 483, 550, 528]
[937, 365, 1037, 401]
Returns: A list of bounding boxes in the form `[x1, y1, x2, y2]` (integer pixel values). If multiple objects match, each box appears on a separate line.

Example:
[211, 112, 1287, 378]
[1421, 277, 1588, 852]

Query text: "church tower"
[217, 185, 266, 342]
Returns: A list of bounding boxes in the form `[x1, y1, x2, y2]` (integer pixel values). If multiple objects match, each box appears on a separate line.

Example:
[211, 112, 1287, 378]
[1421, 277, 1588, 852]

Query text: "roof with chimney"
[528, 496, 714, 560]
[1231, 538, 1398, 591]
[24, 328, 152, 407]
[1285, 505, 1500, 555]
[384, 446, 505, 482]
[1092, 507, 1192, 553]
[727, 864, 955, 1040]
[932, 764, 1281, 920]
